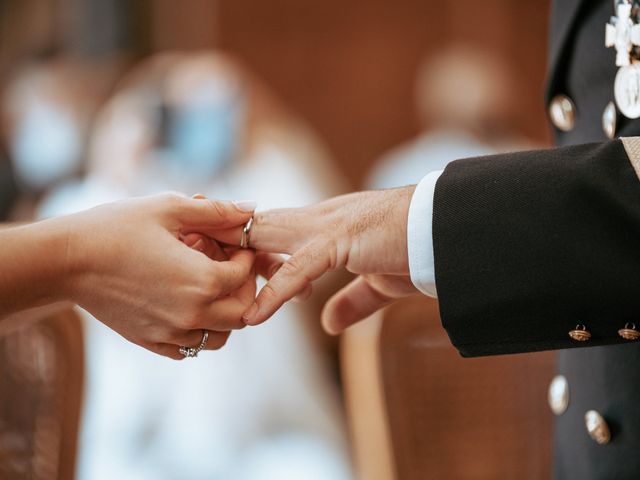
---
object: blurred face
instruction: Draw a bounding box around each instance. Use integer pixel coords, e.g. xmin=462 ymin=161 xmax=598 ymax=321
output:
xmin=156 ymin=59 xmax=246 ymax=183
xmin=162 ymin=91 xmax=244 ymax=179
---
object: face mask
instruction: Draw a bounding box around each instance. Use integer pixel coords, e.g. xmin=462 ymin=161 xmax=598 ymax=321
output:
xmin=10 ymin=103 xmax=83 ymax=191
xmin=162 ymin=96 xmax=244 ymax=180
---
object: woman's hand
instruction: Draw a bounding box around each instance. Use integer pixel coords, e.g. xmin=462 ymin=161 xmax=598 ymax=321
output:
xmin=216 ymin=186 xmax=420 ymax=332
xmin=58 ymin=194 xmax=256 ymax=359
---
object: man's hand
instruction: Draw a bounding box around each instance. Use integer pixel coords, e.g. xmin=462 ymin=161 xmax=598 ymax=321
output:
xmin=321 ymin=274 xmax=417 ymax=335
xmin=212 ymin=186 xmax=420 ymax=332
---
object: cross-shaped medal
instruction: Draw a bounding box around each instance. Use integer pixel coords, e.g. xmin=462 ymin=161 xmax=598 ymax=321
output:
xmin=606 ymin=0 xmax=640 ymax=66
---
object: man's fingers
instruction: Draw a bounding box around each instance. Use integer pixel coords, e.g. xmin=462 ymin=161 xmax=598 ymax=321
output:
xmin=202 ymin=272 xmax=256 ymax=330
xmin=210 ymin=248 xmax=255 ymax=296
xmin=209 ymin=209 xmax=315 ymax=253
xmin=175 ymin=196 xmax=255 ymax=231
xmin=255 ymin=253 xmax=286 ymax=279
xmin=294 ymin=284 xmax=313 ymax=302
xmin=321 ymin=276 xmax=395 ymax=335
xmin=255 ymin=253 xmax=312 ymax=302
xmin=247 ymin=210 xmax=316 ymax=253
xmin=242 ymin=244 xmax=330 ymax=325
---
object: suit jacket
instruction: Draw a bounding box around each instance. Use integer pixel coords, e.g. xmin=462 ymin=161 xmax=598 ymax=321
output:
xmin=435 ymin=0 xmax=640 ymax=357
xmin=432 ymin=1 xmax=640 ymax=478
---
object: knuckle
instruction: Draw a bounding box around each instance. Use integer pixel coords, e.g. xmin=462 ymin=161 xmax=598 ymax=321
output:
xmin=180 ymin=313 xmax=201 ymax=330
xmin=205 ymin=277 xmax=223 ymax=299
xmin=208 ymin=200 xmax=228 ymax=220
xmin=259 ymin=282 xmax=280 ymax=302
xmin=161 ymin=193 xmax=184 ymax=209
xmin=280 ymin=259 xmax=302 ymax=277
xmin=196 ymin=268 xmax=222 ymax=299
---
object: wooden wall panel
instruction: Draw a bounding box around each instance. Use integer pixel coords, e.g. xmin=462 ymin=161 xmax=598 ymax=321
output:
xmin=214 ymin=0 xmax=553 ymax=187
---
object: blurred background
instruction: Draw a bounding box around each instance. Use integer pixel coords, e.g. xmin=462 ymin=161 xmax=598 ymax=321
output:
xmin=0 ymin=1 xmax=555 ymax=479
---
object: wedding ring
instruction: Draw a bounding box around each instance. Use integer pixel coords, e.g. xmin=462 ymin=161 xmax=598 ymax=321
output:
xmin=240 ymin=217 xmax=254 ymax=249
xmin=179 ymin=330 xmax=209 ymax=358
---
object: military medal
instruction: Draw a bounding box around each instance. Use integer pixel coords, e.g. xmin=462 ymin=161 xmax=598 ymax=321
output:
xmin=606 ymin=0 xmax=640 ymax=118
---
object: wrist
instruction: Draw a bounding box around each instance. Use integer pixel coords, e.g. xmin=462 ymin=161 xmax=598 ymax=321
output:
xmin=391 ymin=185 xmax=416 ymax=274
xmin=20 ymin=217 xmax=77 ymax=305
xmin=41 ymin=214 xmax=90 ymax=304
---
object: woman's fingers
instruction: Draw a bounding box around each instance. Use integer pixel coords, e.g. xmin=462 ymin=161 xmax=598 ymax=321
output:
xmin=150 ymin=331 xmax=232 ymax=360
xmin=209 ymin=248 xmax=255 ymax=296
xmin=200 ymin=330 xmax=231 ymax=351
xmin=201 ymin=296 xmax=249 ymax=330
xmin=172 ymin=328 xmax=210 ymax=350
xmin=243 ymin=243 xmax=331 ymax=325
xmin=147 ymin=343 xmax=186 ymax=360
xmin=208 ymin=226 xmax=244 ymax=247
xmin=202 ymin=272 xmax=256 ymax=330
xmin=175 ymin=196 xmax=255 ymax=231
xmin=181 ymin=233 xmax=228 ymax=261
xmin=321 ymin=276 xmax=395 ymax=335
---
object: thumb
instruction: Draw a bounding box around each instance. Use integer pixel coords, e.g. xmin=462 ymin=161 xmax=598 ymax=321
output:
xmin=177 ymin=198 xmax=256 ymax=231
xmin=321 ymin=275 xmax=395 ymax=335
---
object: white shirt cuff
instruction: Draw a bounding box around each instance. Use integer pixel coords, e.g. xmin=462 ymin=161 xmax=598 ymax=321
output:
xmin=407 ymin=170 xmax=443 ymax=297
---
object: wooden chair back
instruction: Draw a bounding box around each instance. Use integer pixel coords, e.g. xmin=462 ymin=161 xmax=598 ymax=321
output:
xmin=0 ymin=308 xmax=84 ymax=480
xmin=342 ymin=296 xmax=554 ymax=480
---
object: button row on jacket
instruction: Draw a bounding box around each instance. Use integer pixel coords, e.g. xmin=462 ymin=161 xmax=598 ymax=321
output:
xmin=567 ymin=323 xmax=640 ymax=341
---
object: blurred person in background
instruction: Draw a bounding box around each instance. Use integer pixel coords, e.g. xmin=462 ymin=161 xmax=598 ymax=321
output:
xmin=368 ymin=45 xmax=528 ymax=190
xmin=39 ymin=51 xmax=352 ymax=480
xmin=1 ymin=53 xmax=122 ymax=219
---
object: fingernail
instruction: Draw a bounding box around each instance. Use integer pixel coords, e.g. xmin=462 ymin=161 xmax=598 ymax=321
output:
xmin=233 ymin=200 xmax=257 ymax=212
xmin=242 ymin=303 xmax=259 ymax=324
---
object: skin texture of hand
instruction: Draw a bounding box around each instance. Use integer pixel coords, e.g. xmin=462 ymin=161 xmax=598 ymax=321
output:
xmin=213 ymin=186 xmax=420 ymax=334
xmin=0 ymin=194 xmax=256 ymax=359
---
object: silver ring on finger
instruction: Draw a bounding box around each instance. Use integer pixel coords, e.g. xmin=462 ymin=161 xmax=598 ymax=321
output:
xmin=178 ymin=330 xmax=209 ymax=358
xmin=240 ymin=216 xmax=254 ymax=249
